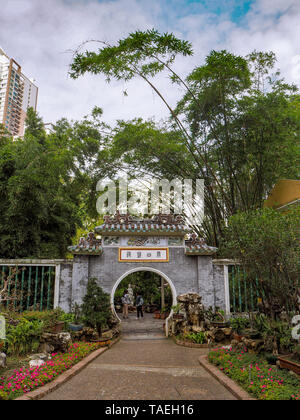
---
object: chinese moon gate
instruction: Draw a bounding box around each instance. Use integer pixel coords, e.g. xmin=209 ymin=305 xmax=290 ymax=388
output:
xmin=59 ymin=214 xmax=229 ymax=323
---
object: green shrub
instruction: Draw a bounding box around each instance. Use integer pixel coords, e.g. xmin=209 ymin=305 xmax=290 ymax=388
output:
xmin=229 ymin=317 xmax=250 ymax=333
xmin=185 ymin=332 xmax=207 ymax=344
xmin=81 ymin=278 xmax=111 ymax=337
xmin=1 ymin=309 xmax=73 ymax=356
xmin=6 ymin=319 xmax=44 ymax=355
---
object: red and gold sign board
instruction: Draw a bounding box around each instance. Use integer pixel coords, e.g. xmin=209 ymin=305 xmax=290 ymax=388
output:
xmin=119 ymin=247 xmax=169 ymax=263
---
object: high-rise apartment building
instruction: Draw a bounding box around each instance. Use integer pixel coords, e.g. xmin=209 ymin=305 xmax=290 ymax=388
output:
xmin=0 ymin=47 xmax=38 ymax=137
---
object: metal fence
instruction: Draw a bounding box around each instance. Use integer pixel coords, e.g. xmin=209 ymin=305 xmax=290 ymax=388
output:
xmin=0 ymin=263 xmax=57 ymax=312
xmin=228 ymin=265 xmax=261 ymax=313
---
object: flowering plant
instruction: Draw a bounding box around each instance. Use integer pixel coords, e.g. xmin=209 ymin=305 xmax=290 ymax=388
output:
xmin=0 ymin=342 xmax=103 ymax=400
xmin=208 ymin=347 xmax=300 ymax=400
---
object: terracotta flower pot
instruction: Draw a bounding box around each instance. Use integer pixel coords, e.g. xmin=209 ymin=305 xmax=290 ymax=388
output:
xmin=50 ymin=321 xmax=65 ymax=334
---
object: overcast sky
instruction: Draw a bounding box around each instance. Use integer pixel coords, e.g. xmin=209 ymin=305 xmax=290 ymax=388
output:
xmin=1 ymin=0 xmax=299 ymax=126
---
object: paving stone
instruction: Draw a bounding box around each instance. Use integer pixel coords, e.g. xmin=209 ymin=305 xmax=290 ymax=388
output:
xmin=41 ymin=314 xmax=236 ymax=400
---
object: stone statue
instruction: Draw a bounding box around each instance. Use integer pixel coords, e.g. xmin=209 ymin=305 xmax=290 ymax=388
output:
xmin=128 ymin=284 xmax=134 ymax=306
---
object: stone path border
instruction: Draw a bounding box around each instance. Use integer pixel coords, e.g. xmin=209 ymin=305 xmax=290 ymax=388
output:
xmin=173 ymin=337 xmax=210 ymax=349
xmin=198 ymin=355 xmax=255 ymax=400
xmin=15 ymin=335 xmax=121 ymax=401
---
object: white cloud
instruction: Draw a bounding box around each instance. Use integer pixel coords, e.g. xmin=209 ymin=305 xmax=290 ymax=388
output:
xmin=0 ymin=0 xmax=300 ymax=126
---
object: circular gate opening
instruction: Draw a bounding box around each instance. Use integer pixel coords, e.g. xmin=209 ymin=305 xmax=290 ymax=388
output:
xmin=111 ymin=267 xmax=177 ymax=334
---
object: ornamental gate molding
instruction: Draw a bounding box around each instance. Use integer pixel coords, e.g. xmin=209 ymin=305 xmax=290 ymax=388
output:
xmin=63 ymin=214 xmax=229 ymax=316
xmin=0 ymin=215 xmax=233 ymax=316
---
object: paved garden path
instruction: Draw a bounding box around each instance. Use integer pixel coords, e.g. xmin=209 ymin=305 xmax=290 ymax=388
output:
xmin=42 ymin=314 xmax=236 ymax=400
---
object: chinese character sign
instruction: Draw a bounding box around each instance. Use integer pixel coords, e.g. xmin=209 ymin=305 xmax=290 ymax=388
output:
xmin=119 ymin=248 xmax=169 ymax=262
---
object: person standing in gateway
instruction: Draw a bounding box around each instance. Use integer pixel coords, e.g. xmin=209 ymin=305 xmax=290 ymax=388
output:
xmin=136 ymin=292 xmax=144 ymax=319
xmin=122 ymin=290 xmax=131 ymax=319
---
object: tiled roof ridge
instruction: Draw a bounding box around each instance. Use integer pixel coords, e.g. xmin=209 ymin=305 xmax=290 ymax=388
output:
xmin=103 ymin=212 xmax=185 ymax=225
xmin=68 ymin=232 xmax=103 ymax=255
xmin=95 ymin=213 xmax=191 ymax=234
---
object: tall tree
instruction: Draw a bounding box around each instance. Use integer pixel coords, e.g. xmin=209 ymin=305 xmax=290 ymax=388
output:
xmin=70 ymin=31 xmax=300 ymax=245
xmin=0 ymin=109 xmax=109 ymax=258
xmin=25 ymin=107 xmax=47 ymax=144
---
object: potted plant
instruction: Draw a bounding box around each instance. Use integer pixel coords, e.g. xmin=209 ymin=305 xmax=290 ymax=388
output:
xmin=46 ymin=309 xmax=65 ymax=333
xmin=160 ymin=307 xmax=170 ymax=320
xmin=171 ymin=304 xmax=184 ymax=320
xmin=210 ymin=310 xmax=229 ymax=328
xmin=68 ymin=303 xmax=84 ymax=332
xmin=154 ymin=309 xmax=161 ymax=319
xmin=81 ymin=278 xmax=112 ymax=341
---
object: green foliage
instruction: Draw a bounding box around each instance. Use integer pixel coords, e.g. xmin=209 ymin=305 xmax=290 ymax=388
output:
xmin=229 ymin=317 xmax=250 ymax=333
xmin=70 ymin=30 xmax=300 ymax=245
xmin=185 ymin=332 xmax=207 ymax=344
xmin=203 ymin=307 xmax=226 ymax=322
xmin=70 ymin=29 xmax=193 ymax=82
xmin=5 ymin=319 xmax=44 ymax=356
xmin=81 ymin=279 xmax=111 ymax=337
xmin=0 ymin=308 xmax=73 ymax=356
xmin=21 ymin=308 xmax=72 ymax=329
xmin=254 ymin=314 xmax=295 ymax=354
xmin=25 ymin=107 xmax=47 ymax=144
xmin=221 ymin=207 xmax=300 ymax=318
xmin=0 ymin=108 xmax=109 ymax=258
xmin=114 ymin=272 xmax=172 ymax=310
xmin=171 ymin=304 xmax=181 ymax=314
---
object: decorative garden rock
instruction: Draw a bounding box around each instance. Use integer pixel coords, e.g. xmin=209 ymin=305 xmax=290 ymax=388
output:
xmin=177 ymin=293 xmax=205 ymax=326
xmin=40 ymin=332 xmax=72 ymax=353
xmin=101 ymin=330 xmax=113 ymax=339
xmin=241 ymin=337 xmax=264 ymax=353
xmin=29 ymin=359 xmax=45 ymax=369
xmin=29 ymin=353 xmax=50 ymax=362
xmin=39 ymin=342 xmax=55 ymax=355
xmin=169 ymin=293 xmax=205 ymax=336
xmin=0 ymin=352 xmax=6 ymax=368
xmin=223 ymin=328 xmax=233 ymax=337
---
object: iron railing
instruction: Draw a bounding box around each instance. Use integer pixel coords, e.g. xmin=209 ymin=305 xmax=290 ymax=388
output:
xmin=0 ymin=263 xmax=56 ymax=312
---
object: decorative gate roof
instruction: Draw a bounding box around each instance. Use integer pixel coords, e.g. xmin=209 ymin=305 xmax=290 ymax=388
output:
xmin=68 ymin=232 xmax=103 ymax=255
xmin=68 ymin=213 xmax=217 ymax=256
xmin=95 ymin=213 xmax=190 ymax=236
xmin=185 ymin=234 xmax=217 ymax=256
